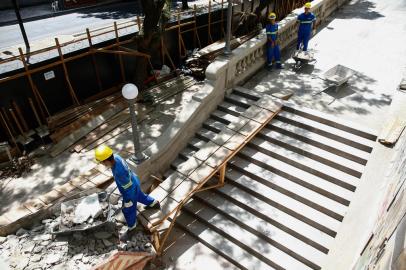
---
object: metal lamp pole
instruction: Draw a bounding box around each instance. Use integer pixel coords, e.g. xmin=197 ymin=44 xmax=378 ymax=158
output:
xmin=122 ymin=84 xmax=148 ymax=164
xmin=11 ymin=0 xmax=30 ymax=49
xmin=224 ymin=0 xmax=232 ymax=54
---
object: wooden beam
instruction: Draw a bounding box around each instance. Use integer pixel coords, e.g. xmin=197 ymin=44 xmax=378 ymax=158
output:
xmin=0 ymin=110 xmax=20 ymax=152
xmin=55 ymin=38 xmax=80 ymax=105
xmin=86 ymin=28 xmax=103 ymax=92
xmin=18 ymin=48 xmax=50 ymax=118
xmin=114 ymin=22 xmax=126 ymax=83
xmin=12 ymin=100 xmax=28 ymax=132
xmin=208 ymin=0 xmax=213 ymax=43
xmin=28 ymin=98 xmax=42 ymax=126
xmin=94 ymin=49 xmax=151 ymax=58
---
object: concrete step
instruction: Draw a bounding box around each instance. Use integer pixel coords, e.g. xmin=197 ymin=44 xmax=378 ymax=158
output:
xmin=170 ymin=156 xmax=187 ymax=170
xmin=259 ymin=127 xmax=365 ymax=177
xmin=232 ymin=86 xmax=262 ymax=101
xmin=210 ymin=110 xmax=238 ymax=125
xmin=248 ymin=138 xmax=359 ymax=191
xmin=196 ymin=128 xmax=218 ymax=142
xmin=217 ymin=101 xmax=246 ymax=116
xmin=282 ymin=105 xmax=377 ymax=141
xmin=225 ymin=170 xmax=342 ymax=233
xmin=179 ymin=146 xmax=197 ymax=161
xmin=229 ymin=157 xmax=348 ymax=216
xmin=237 ymin=147 xmax=354 ymax=205
xmin=183 ymin=198 xmax=316 ymax=270
xmin=225 ymin=94 xmax=256 ymax=108
xmin=163 ymin=226 xmax=240 ymax=270
xmin=203 ymin=118 xmax=224 ymax=133
xmin=276 ymin=110 xmax=374 ymax=152
xmin=194 ymin=191 xmax=328 ymax=260
xmin=214 ymin=183 xmax=335 ymax=245
xmin=268 ymin=119 xmax=369 ymax=165
xmin=187 ymin=137 xmax=206 ymax=151
xmin=175 ymin=210 xmax=276 ymax=270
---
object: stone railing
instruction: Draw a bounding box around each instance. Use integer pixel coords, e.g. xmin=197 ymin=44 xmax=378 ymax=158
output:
xmin=130 ymin=0 xmax=349 ymax=186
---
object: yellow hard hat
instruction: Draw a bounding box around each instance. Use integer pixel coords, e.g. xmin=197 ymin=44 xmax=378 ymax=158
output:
xmin=268 ymin=12 xmax=276 ymax=19
xmin=95 ymin=145 xmax=113 ymax=162
xmin=304 ymin=2 xmax=312 ymax=8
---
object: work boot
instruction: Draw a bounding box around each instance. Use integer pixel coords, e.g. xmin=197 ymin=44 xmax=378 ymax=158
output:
xmin=144 ymin=200 xmax=161 ymax=210
xmin=266 ymin=64 xmax=273 ymax=71
xmin=276 ymin=63 xmax=283 ymax=69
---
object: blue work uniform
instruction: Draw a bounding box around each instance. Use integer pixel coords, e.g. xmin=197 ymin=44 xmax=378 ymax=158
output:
xmin=266 ymin=22 xmax=281 ymax=66
xmin=297 ymin=12 xmax=316 ymax=51
xmin=111 ymin=154 xmax=155 ymax=227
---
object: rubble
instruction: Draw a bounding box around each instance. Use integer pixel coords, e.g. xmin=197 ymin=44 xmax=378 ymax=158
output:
xmin=0 ymin=213 xmax=153 ymax=270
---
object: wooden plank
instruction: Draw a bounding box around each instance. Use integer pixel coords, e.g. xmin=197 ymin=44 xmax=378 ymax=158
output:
xmin=72 ymin=111 xmax=130 ymax=152
xmin=50 ymin=101 xmax=126 ymax=157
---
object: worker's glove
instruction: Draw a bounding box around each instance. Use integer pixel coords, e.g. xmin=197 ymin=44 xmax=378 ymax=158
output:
xmin=124 ymin=201 xmax=133 ymax=208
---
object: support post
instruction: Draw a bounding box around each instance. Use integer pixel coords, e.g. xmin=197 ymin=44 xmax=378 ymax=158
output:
xmin=193 ymin=5 xmax=202 ymax=48
xmin=177 ymin=11 xmax=182 ymax=59
xmin=114 ymin=22 xmax=126 ymax=83
xmin=86 ymin=28 xmax=103 ymax=92
xmin=18 ymin=48 xmax=49 ymax=118
xmin=55 ymin=38 xmax=80 ymax=105
xmin=208 ymin=0 xmax=213 ymax=43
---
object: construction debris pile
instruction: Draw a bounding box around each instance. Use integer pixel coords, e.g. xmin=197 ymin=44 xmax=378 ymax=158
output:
xmin=0 ymin=155 xmax=34 ymax=180
xmin=0 ymin=212 xmax=153 ymax=270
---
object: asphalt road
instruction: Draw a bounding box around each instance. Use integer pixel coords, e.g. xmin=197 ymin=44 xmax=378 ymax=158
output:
xmin=0 ymin=1 xmax=141 ymax=50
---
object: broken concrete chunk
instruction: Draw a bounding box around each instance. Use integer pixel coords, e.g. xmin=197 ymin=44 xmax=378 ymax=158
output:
xmin=16 ymin=228 xmax=29 ymax=236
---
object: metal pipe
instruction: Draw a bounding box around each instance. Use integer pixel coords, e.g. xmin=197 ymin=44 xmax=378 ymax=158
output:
xmin=224 ymin=0 xmax=232 ymax=54
xmin=127 ymin=100 xmax=147 ymax=164
xmin=11 ymin=0 xmax=30 ymax=49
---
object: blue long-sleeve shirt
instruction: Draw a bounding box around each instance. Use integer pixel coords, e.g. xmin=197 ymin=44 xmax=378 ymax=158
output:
xmin=297 ymin=12 xmax=316 ymax=33
xmin=111 ymin=154 xmax=139 ymax=201
xmin=266 ymin=23 xmax=279 ymax=42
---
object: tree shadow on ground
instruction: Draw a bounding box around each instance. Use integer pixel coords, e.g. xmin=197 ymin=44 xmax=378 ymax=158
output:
xmin=334 ymin=0 xmax=385 ymax=20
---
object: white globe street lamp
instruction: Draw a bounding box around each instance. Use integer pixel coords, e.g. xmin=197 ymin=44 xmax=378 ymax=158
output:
xmin=121 ymin=83 xmax=148 ymax=164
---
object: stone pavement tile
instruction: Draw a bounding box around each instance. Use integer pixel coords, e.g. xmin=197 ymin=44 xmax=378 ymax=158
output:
xmin=0 ymin=215 xmax=11 ymax=226
xmin=23 ymin=198 xmax=46 ymax=212
xmin=193 ymin=141 xmax=221 ymax=162
xmin=189 ymin=164 xmax=215 ymax=184
xmin=206 ymin=146 xmax=233 ymax=168
xmin=149 ymin=186 xmax=170 ymax=203
xmin=4 ymin=206 xmax=31 ymax=222
xmin=69 ymin=175 xmax=88 ymax=188
xmin=141 ymin=196 xmax=179 ymax=224
xmin=169 ymin=179 xmax=198 ymax=203
xmin=252 ymin=109 xmax=276 ymax=124
xmin=159 ymin=172 xmax=186 ymax=193
xmin=241 ymin=105 xmax=263 ymax=120
xmin=211 ymin=127 xmax=236 ymax=146
xmin=223 ymin=133 xmax=247 ymax=151
xmin=176 ymin=157 xmax=203 ymax=176
xmin=38 ymin=189 xmax=64 ymax=205
xmin=227 ymin=115 xmax=250 ymax=132
xmin=254 ymin=96 xmax=282 ymax=112
xmin=89 ymin=173 xmax=111 ymax=186
xmin=78 ymin=181 xmax=97 ymax=191
xmin=238 ymin=120 xmax=262 ymax=137
xmin=53 ymin=182 xmax=77 ymax=196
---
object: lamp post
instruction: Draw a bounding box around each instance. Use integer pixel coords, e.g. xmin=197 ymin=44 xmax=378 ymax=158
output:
xmin=122 ymin=83 xmax=148 ymax=164
xmin=11 ymin=0 xmax=30 ymax=49
xmin=224 ymin=0 xmax=232 ymax=54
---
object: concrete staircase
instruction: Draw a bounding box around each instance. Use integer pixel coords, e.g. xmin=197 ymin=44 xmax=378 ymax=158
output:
xmin=162 ymin=87 xmax=377 ymax=270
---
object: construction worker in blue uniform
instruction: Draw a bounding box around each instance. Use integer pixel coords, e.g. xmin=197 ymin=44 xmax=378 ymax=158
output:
xmin=266 ymin=12 xmax=282 ymax=70
xmin=296 ymin=2 xmax=316 ymax=52
xmin=95 ymin=145 xmax=160 ymax=231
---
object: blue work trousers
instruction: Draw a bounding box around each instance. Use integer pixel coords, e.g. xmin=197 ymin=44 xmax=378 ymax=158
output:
xmin=297 ymin=30 xmax=311 ymax=51
xmin=121 ymin=181 xmax=154 ymax=227
xmin=267 ymin=43 xmax=281 ymax=65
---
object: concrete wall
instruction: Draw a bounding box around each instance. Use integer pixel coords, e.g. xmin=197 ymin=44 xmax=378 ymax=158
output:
xmin=129 ymin=0 xmax=350 ymax=185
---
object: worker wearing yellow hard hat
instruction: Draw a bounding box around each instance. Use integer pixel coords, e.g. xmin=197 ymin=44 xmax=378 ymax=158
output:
xmin=296 ymin=2 xmax=316 ymax=52
xmin=95 ymin=145 xmax=160 ymax=232
xmin=265 ymin=12 xmax=282 ymax=70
